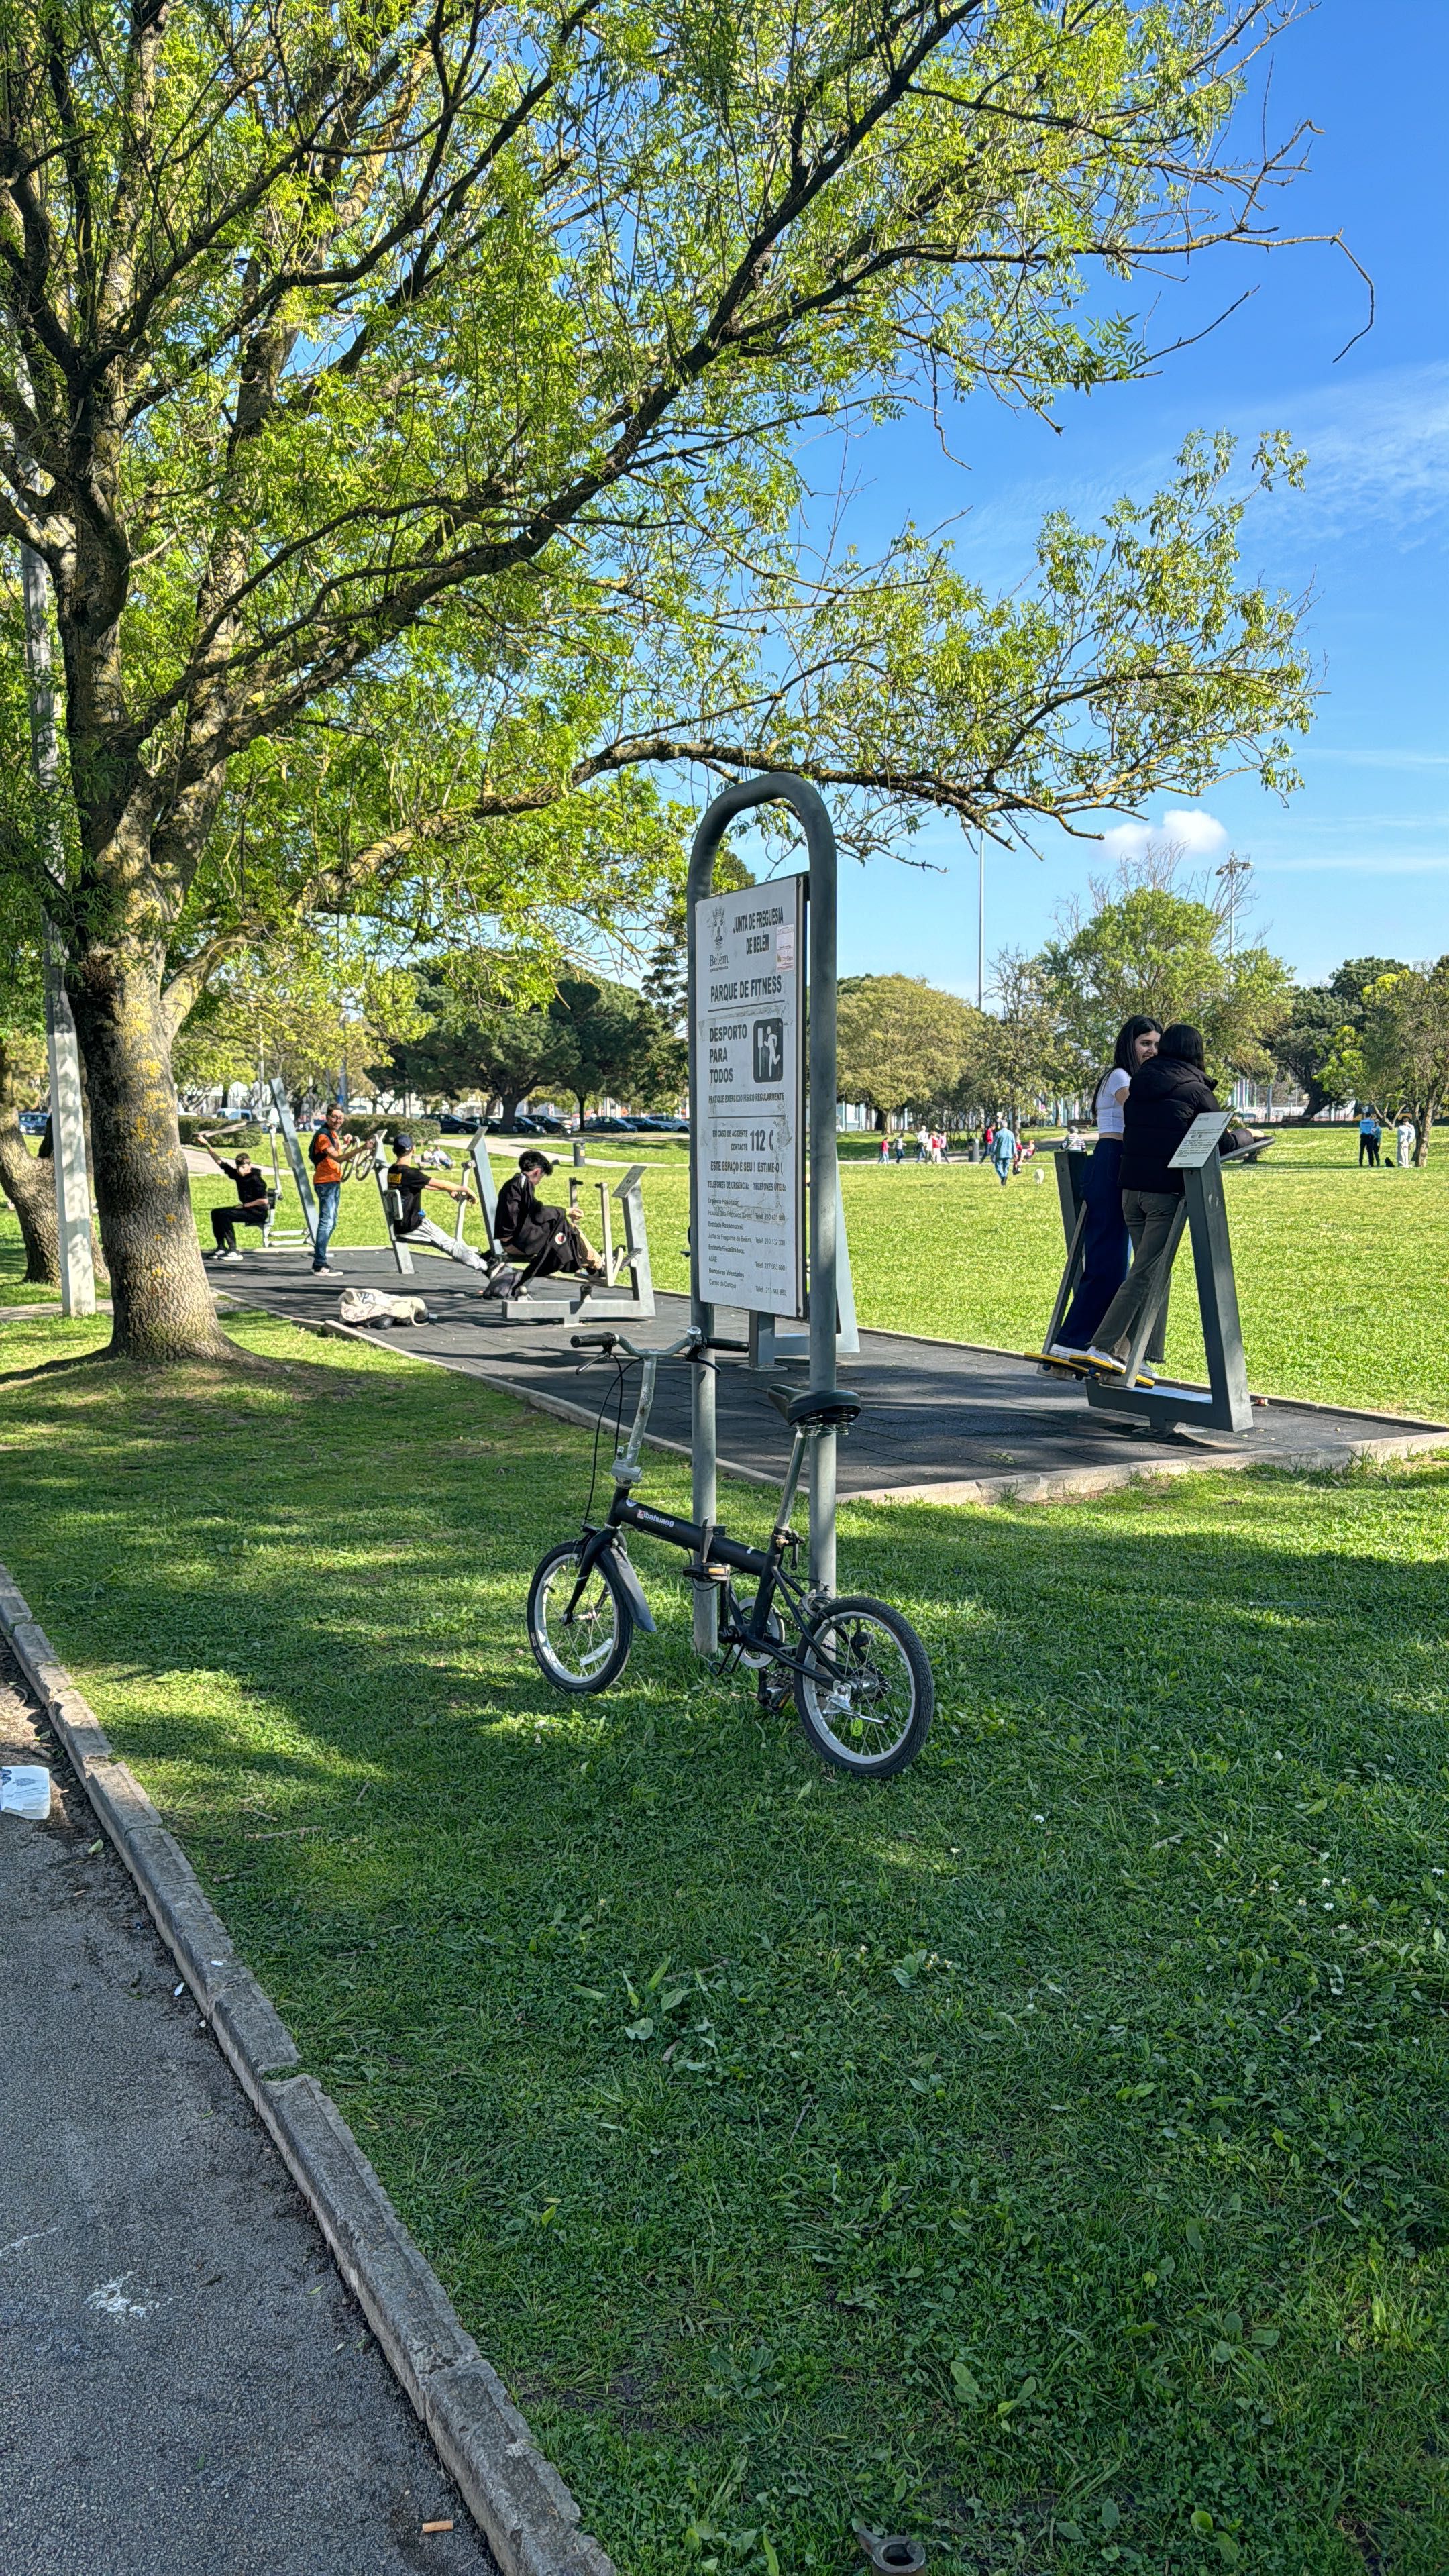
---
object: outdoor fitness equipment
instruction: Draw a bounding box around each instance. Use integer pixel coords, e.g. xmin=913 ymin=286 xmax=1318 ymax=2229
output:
xmin=466 ymin=1132 xmax=656 ymax=1324
xmin=1040 ymin=1110 xmax=1256 ymax=1436
xmin=264 ymin=1077 xmax=318 ymax=1252
xmin=526 ymin=1324 xmax=935 ymax=1778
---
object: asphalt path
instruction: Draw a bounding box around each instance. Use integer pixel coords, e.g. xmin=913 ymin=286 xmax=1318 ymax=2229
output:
xmin=216 ymin=1253 xmax=1448 ymax=1501
xmin=0 ymin=1648 xmax=496 ymax=2576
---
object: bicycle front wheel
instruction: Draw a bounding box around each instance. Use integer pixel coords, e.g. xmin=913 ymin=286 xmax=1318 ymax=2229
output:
xmin=527 ymin=1541 xmax=635 ymax=1695
xmin=798 ymin=1596 xmax=934 ymax=1778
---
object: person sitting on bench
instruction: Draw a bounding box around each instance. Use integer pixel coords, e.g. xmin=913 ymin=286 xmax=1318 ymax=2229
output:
xmin=386 ymin=1133 xmax=501 ymax=1279
xmin=197 ymin=1134 xmax=270 ymax=1262
xmin=494 ymin=1150 xmax=605 ymax=1281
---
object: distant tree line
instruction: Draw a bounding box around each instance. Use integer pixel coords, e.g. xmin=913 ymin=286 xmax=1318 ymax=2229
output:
xmin=381 ymin=971 xmax=686 ymax=1125
xmin=835 ymin=855 xmax=1449 ymax=1162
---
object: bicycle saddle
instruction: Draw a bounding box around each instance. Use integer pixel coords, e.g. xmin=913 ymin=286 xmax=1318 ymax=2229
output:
xmin=767 ymin=1384 xmax=863 ymax=1429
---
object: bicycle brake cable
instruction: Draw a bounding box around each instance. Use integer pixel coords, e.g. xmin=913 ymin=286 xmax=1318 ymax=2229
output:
xmin=583 ymin=1353 xmax=633 ymax=1523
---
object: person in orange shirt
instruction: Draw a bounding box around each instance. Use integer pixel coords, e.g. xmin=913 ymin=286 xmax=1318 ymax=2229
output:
xmin=308 ymin=1102 xmax=361 ymax=1273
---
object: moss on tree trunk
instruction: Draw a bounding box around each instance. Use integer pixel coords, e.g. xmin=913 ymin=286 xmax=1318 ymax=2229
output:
xmin=70 ymin=957 xmax=228 ymax=1362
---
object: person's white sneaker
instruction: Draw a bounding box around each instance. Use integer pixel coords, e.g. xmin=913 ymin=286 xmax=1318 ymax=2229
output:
xmin=220 ymin=1250 xmax=245 ymax=1263
xmin=1086 ymin=1346 xmax=1126 ymax=1373
xmin=1047 ymin=1340 xmax=1085 ymax=1362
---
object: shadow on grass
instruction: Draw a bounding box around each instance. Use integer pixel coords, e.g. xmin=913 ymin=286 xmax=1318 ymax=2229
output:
xmin=3 ymin=1335 xmax=1447 ymax=2573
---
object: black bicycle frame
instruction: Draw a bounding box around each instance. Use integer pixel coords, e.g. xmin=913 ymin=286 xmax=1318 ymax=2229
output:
xmin=605 ymin=1486 xmax=810 ymax=1657
xmin=562 ymin=1333 xmax=822 ymax=1672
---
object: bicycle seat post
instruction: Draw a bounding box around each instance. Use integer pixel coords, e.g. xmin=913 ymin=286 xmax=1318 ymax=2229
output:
xmin=773 ymin=1426 xmax=808 ymax=1545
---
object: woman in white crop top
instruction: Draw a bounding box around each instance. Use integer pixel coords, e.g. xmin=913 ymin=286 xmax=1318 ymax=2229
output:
xmin=1051 ymin=1016 xmax=1161 ymax=1357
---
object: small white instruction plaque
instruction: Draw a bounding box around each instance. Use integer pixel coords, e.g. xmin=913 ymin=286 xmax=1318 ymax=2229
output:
xmin=1169 ymin=1109 xmax=1232 ymax=1170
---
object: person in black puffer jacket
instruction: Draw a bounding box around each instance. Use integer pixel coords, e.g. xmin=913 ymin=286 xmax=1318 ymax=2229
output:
xmin=1087 ymin=1024 xmax=1219 ymax=1371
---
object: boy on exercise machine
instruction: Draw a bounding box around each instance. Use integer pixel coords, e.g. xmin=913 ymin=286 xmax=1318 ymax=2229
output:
xmin=195 ymin=1132 xmax=270 ymax=1261
xmin=386 ymin=1133 xmax=513 ymax=1287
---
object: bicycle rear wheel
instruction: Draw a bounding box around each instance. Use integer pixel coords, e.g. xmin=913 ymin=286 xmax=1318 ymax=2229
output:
xmin=527 ymin=1541 xmax=635 ymax=1694
xmin=798 ymin=1596 xmax=934 ymax=1778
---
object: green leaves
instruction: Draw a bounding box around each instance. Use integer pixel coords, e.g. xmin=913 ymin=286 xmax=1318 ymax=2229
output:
xmin=1037 ymin=856 xmax=1295 ymax=1089
xmin=837 ymin=979 xmax=985 ymax=1126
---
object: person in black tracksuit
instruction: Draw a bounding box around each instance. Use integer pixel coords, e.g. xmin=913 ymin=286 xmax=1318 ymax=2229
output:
xmin=494 ymin=1150 xmax=604 ymax=1280
xmin=1088 ymin=1024 xmax=1220 ymax=1371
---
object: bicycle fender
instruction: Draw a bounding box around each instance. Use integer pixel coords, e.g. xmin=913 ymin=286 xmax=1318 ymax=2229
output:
xmin=601 ymin=1538 xmax=657 ymax=1635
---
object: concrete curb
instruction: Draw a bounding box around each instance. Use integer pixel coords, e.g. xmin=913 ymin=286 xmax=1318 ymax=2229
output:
xmin=0 ymin=1566 xmax=615 ymax=2576
xmin=845 ymin=1426 xmax=1449 ymax=1511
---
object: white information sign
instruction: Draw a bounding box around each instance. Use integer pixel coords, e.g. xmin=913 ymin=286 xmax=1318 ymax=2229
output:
xmin=694 ymin=873 xmax=806 ymax=1315
xmin=1169 ymin=1109 xmax=1231 ymax=1171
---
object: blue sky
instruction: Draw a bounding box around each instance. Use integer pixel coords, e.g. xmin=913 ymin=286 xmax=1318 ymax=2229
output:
xmin=809 ymin=1 xmax=1449 ymax=992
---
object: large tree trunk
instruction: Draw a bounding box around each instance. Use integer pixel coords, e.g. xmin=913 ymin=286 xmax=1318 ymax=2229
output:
xmin=0 ymin=1055 xmax=60 ymax=1286
xmin=68 ymin=954 xmax=229 ymax=1362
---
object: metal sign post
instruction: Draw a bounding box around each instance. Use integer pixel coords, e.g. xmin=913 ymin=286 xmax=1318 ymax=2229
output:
xmin=687 ymin=773 xmax=841 ymax=1650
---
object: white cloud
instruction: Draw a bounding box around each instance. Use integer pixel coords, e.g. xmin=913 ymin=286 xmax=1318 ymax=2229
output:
xmin=1276 ymin=363 xmax=1449 ymax=543
xmin=1099 ymin=808 xmax=1229 ymax=864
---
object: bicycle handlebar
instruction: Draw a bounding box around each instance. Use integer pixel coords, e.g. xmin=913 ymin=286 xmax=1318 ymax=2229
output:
xmin=570 ymin=1325 xmax=743 ymax=1362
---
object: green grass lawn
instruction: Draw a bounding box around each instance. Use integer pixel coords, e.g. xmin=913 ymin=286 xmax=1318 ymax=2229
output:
xmin=1 ymin=1311 xmax=1445 ymax=2574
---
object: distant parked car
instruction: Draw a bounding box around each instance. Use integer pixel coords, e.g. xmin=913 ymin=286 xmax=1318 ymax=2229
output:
xmin=583 ymin=1114 xmax=639 ymax=1133
xmin=19 ymin=1108 xmax=48 ymax=1134
xmin=632 ymin=1114 xmax=688 ymax=1132
xmin=439 ymin=1112 xmax=482 ymax=1134
xmin=527 ymin=1114 xmax=569 ymax=1136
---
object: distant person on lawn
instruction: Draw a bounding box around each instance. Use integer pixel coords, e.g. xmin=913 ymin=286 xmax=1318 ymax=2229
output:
xmin=1395 ymin=1114 xmax=1416 ymax=1167
xmin=196 ymin=1134 xmax=269 ymax=1263
xmin=1358 ymin=1107 xmax=1382 ymax=1167
xmin=1087 ymin=1022 xmax=1219 ymax=1377
xmin=990 ymin=1122 xmax=1016 ymax=1187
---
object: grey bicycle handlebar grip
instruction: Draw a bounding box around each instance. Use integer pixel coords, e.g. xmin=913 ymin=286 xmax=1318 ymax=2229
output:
xmin=571 ymin=1331 xmax=618 ymax=1350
